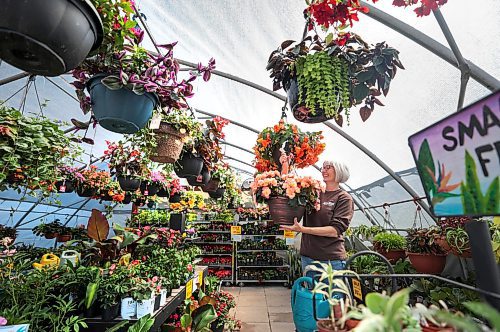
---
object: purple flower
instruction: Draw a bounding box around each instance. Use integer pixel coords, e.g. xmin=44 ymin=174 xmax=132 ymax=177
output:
xmin=0 ymin=316 xmax=6 ymax=326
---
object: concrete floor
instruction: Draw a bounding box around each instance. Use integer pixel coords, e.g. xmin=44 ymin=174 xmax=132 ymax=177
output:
xmin=222 ymin=285 xmax=295 ymax=332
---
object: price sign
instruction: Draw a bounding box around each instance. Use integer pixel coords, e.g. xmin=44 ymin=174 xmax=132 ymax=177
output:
xmin=231 ymin=226 xmax=242 ymax=242
xmin=352 ymin=279 xmax=363 ymax=301
xmin=185 ymin=279 xmax=193 ymax=300
xmin=284 ymin=230 xmax=295 ymax=245
xmin=198 ymin=271 xmax=203 ymax=287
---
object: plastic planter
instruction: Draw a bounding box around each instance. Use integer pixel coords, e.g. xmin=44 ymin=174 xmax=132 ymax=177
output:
xmin=0 ymin=0 xmax=103 ymax=76
xmin=407 ymin=252 xmax=447 ymax=274
xmin=174 ymin=153 xmax=204 ymax=178
xmin=140 ymin=181 xmax=160 ymax=196
xmin=55 ymin=180 xmax=75 ymax=193
xmin=268 ymin=196 xmax=305 ymax=225
xmin=101 ymin=303 xmax=120 ymax=321
xmin=157 ymin=188 xmax=170 ymax=197
xmin=208 ymin=188 xmax=225 ymax=199
xmin=169 ymin=193 xmax=182 ymax=203
xmin=76 ymin=186 xmax=97 ymax=197
xmin=87 ymin=74 xmax=158 ymax=134
xmin=117 ymin=175 xmax=142 ymax=192
xmin=120 ymin=297 xmax=136 ymax=320
xmin=187 ymin=168 xmax=211 ymax=187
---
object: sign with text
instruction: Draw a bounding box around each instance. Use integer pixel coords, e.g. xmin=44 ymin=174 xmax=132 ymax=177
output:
xmin=185 ymin=279 xmax=193 ymax=300
xmin=231 ymin=226 xmax=242 ymax=242
xmin=284 ymin=230 xmax=295 ymax=245
xmin=409 ymin=91 xmax=499 ymax=217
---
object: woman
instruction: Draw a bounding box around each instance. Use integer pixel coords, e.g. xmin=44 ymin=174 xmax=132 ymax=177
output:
xmin=281 ymin=160 xmax=354 ymax=280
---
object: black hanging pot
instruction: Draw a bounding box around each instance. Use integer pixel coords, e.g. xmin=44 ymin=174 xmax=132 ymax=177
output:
xmin=187 ymin=168 xmax=211 ymax=186
xmin=286 ymin=78 xmax=336 ymax=123
xmin=0 ymin=0 xmax=103 ymax=76
xmin=157 ymin=187 xmax=170 ymax=197
xmin=87 ymin=74 xmax=158 ymax=134
xmin=169 ymin=192 xmax=182 ymax=203
xmin=76 ymin=186 xmax=97 ymax=197
xmin=174 ymin=153 xmax=204 ymax=178
xmin=147 ymin=200 xmax=156 ymax=208
xmin=122 ymin=193 xmax=132 ymax=205
xmin=140 ymin=181 xmax=160 ymax=196
xmin=209 ymin=188 xmax=225 ymax=199
xmin=134 ymin=198 xmax=146 ymax=207
xmin=117 ymin=175 xmax=141 ymax=192
xmin=55 ymin=180 xmax=75 ymax=193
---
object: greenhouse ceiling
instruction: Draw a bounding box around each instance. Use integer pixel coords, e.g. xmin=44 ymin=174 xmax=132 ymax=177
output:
xmin=0 ymin=0 xmax=498 ymax=215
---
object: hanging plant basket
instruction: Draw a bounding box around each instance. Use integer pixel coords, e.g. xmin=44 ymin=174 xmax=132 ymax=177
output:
xmin=187 ymin=168 xmax=211 ymax=187
xmin=286 ymin=78 xmax=337 ymax=124
xmin=208 ymin=188 xmax=225 ymax=199
xmin=169 ymin=192 xmax=182 ymax=203
xmin=0 ymin=0 xmax=103 ymax=76
xmin=174 ymin=153 xmax=204 ymax=178
xmin=44 ymin=232 xmax=58 ymax=240
xmin=150 ymin=122 xmax=186 ymax=163
xmin=268 ymin=196 xmax=305 ymax=226
xmin=140 ymin=181 xmax=160 ymax=196
xmin=86 ymin=74 xmax=158 ymax=134
xmin=55 ymin=180 xmax=75 ymax=193
xmin=203 ymin=179 xmax=220 ymax=193
xmin=157 ymin=188 xmax=170 ymax=197
xmin=56 ymin=234 xmax=72 ymax=242
xmin=407 ymin=252 xmax=447 ymax=274
xmin=117 ymin=175 xmax=141 ymax=192
xmin=76 ymin=186 xmax=97 ymax=198
xmin=122 ymin=193 xmax=132 ymax=205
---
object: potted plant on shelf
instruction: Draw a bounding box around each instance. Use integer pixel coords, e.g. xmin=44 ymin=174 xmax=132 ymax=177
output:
xmin=253 ymin=119 xmax=325 ymax=172
xmin=252 ymin=170 xmax=323 ymax=225
xmin=98 ymin=264 xmax=129 ymax=321
xmin=406 ymin=227 xmax=448 ymax=274
xmin=372 ymin=232 xmax=407 ymax=263
xmin=445 ymin=228 xmax=472 ymax=258
xmin=267 ymin=1 xmax=402 ymax=124
xmin=105 ymin=140 xmax=148 ymax=192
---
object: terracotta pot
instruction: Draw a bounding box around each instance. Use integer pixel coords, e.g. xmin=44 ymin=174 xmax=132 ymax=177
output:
xmin=150 ymin=122 xmax=186 ymax=163
xmin=407 ymin=252 xmax=447 ymax=274
xmin=268 ymin=196 xmax=305 ymax=225
xmin=45 ymin=232 xmax=58 ymax=239
xmin=378 ymin=249 xmax=406 ymax=264
xmin=435 ymin=236 xmax=451 ymax=252
xmin=345 ymin=319 xmax=360 ymax=330
xmin=56 ymin=234 xmax=72 ymax=242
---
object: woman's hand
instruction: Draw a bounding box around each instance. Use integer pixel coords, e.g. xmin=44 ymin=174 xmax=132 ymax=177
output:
xmin=279 ymin=218 xmax=303 ymax=232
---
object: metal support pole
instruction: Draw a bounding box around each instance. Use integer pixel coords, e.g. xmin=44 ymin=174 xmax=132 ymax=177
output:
xmin=63 ymin=198 xmax=92 ymax=226
xmin=0 ymin=72 xmax=30 ymax=86
xmin=360 ymin=1 xmax=499 ymax=91
xmin=224 ymin=155 xmax=253 ymax=168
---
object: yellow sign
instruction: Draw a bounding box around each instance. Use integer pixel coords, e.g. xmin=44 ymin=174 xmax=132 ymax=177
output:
xmin=231 ymin=226 xmax=241 ymax=235
xmin=198 ymin=271 xmax=203 ymax=287
xmin=352 ymin=279 xmax=362 ymax=300
xmin=284 ymin=230 xmax=295 ymax=238
xmin=185 ymin=279 xmax=193 ymax=300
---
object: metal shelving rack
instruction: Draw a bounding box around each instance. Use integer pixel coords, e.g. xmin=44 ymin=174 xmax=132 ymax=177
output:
xmin=234 ymin=219 xmax=291 ymax=287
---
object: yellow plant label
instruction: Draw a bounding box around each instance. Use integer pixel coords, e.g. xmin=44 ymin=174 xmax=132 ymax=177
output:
xmin=231 ymin=226 xmax=241 ymax=235
xmin=284 ymin=230 xmax=295 ymax=238
xmin=352 ymin=279 xmax=362 ymax=300
xmin=198 ymin=271 xmax=203 ymax=287
xmin=185 ymin=279 xmax=193 ymax=300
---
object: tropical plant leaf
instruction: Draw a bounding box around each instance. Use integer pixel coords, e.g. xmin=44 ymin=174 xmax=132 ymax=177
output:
xmin=365 ymin=292 xmax=387 ymax=314
xmin=87 ymin=209 xmax=110 ymax=242
xmin=359 ymin=106 xmax=372 ymax=122
xmin=433 ymin=311 xmax=480 ymax=332
xmin=181 ymin=313 xmax=192 ymax=329
xmin=191 ymin=304 xmax=217 ymax=331
xmin=464 ymin=301 xmax=500 ymax=330
xmin=199 ymin=295 xmax=217 ymax=307
xmin=464 ymin=151 xmax=484 ymax=211
xmin=71 ymin=119 xmax=89 ymax=129
xmin=128 ymin=314 xmax=154 ymax=332
xmin=484 ymin=177 xmax=500 ymax=214
xmin=105 ymin=320 xmax=129 ymax=332
xmin=417 ymin=139 xmax=436 ymax=194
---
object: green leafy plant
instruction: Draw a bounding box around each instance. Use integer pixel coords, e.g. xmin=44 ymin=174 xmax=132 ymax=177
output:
xmin=351 ymin=225 xmax=383 ymax=240
xmin=461 ymin=149 xmax=500 ymax=215
xmin=0 ymin=224 xmax=17 ymax=239
xmin=295 ymin=51 xmax=350 ymax=120
xmin=431 ymin=301 xmax=500 ymax=332
xmin=84 ymin=267 xmax=101 ymax=309
xmin=32 ymin=220 xmax=64 ymax=237
xmin=105 ymin=314 xmax=155 ymax=332
xmin=406 ymin=228 xmax=445 ymax=255
xmin=445 ymin=227 xmax=470 ymax=255
xmin=373 ymin=233 xmax=406 ymax=252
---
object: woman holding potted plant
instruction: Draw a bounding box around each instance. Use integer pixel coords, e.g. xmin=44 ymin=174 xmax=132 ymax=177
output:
xmin=281 ymin=160 xmax=354 ymax=279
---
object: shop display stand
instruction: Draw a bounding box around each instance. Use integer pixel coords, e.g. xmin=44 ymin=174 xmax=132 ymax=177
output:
xmin=83 ymin=266 xmax=207 ymax=332
xmin=235 ymin=218 xmax=291 ymax=287
xmin=191 ymin=219 xmax=234 ymax=285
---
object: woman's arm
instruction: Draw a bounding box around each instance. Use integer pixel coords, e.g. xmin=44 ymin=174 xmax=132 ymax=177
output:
xmin=280 ymin=218 xmax=339 ymax=237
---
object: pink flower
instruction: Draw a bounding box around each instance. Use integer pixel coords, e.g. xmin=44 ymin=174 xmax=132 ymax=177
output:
xmin=0 ymin=317 xmax=6 ymax=326
xmin=187 ymin=264 xmax=193 ymax=272
xmin=261 ymin=187 xmax=271 ymax=199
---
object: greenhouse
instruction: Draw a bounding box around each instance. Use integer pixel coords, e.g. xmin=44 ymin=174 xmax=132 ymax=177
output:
xmin=0 ymin=0 xmax=499 ymax=331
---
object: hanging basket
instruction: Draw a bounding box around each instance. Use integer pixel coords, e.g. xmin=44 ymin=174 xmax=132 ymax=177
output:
xmin=407 ymin=252 xmax=447 ymax=274
xmin=376 ymin=249 xmax=407 ymax=264
xmin=76 ymin=186 xmax=97 ymax=197
xmin=157 ymin=188 xmax=170 ymax=197
xmin=150 ymin=122 xmax=186 ymax=163
xmin=174 ymin=153 xmax=204 ymax=178
xmin=187 ymin=168 xmax=211 ymax=187
xmin=203 ymin=179 xmax=220 ymax=193
xmin=117 ymin=175 xmax=141 ymax=192
xmin=87 ymin=74 xmax=158 ymax=134
xmin=169 ymin=192 xmax=182 ymax=203
xmin=208 ymin=188 xmax=225 ymax=199
xmin=140 ymin=181 xmax=160 ymax=196
xmin=0 ymin=0 xmax=103 ymax=76
xmin=122 ymin=193 xmax=132 ymax=205
xmin=267 ymin=196 xmax=305 ymax=226
xmin=55 ymin=180 xmax=75 ymax=193
xmin=286 ymin=78 xmax=340 ymax=124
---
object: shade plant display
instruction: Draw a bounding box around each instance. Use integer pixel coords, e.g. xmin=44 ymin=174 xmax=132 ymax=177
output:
xmin=253 ymin=119 xmax=325 ymax=172
xmin=74 ymin=166 xmax=112 ymax=197
xmin=372 ymin=232 xmax=407 ymax=263
xmin=406 ymin=227 xmax=448 ymax=274
xmin=251 ymin=170 xmax=324 ymax=225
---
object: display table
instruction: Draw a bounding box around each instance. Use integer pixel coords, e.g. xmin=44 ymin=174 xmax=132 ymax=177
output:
xmin=83 ymin=266 xmax=208 ymax=332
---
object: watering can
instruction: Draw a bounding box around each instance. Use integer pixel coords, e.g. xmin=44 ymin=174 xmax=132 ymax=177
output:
xmin=33 ymin=253 xmax=60 ymax=270
xmin=60 ymin=250 xmax=80 ymax=267
xmin=291 ymin=277 xmax=330 ymax=332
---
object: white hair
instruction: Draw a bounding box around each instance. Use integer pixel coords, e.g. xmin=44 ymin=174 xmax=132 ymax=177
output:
xmin=323 ymin=160 xmax=350 ymax=183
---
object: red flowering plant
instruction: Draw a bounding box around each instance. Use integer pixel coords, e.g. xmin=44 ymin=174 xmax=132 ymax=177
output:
xmin=392 ymin=0 xmax=449 ymax=17
xmin=268 ymin=4 xmax=403 ymax=124
xmin=104 ymin=140 xmax=148 ymax=177
xmin=75 ymin=166 xmax=112 ymax=195
xmin=253 ymin=119 xmax=325 ymax=172
xmin=210 ymin=290 xmax=239 ymax=329
xmin=100 ymin=180 xmax=126 ymax=202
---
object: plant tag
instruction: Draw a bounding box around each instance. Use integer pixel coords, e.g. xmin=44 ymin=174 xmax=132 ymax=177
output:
xmin=185 ymin=279 xmax=193 ymax=300
xmin=144 ymin=190 xmax=149 ymax=196
xmin=59 ymin=185 xmax=66 ymax=193
xmin=231 ymin=226 xmax=241 ymax=242
xmin=198 ymin=271 xmax=203 ymax=286
xmin=149 ymin=114 xmax=161 ymax=129
xmin=284 ymin=230 xmax=295 ymax=245
xmin=352 ymin=279 xmax=363 ymax=300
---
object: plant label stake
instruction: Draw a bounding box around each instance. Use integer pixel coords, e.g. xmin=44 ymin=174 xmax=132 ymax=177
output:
xmin=149 ymin=114 xmax=161 ymax=130
xmin=231 ymin=226 xmax=241 ymax=242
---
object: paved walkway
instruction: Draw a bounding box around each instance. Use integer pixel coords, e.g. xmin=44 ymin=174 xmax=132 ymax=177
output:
xmin=222 ymin=285 xmax=295 ymax=332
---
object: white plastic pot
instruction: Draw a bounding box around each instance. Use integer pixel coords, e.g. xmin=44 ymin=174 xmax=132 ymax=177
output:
xmin=136 ymin=297 xmax=154 ymax=318
xmin=160 ymin=289 xmax=168 ymax=306
xmin=120 ymin=297 xmax=137 ymax=319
